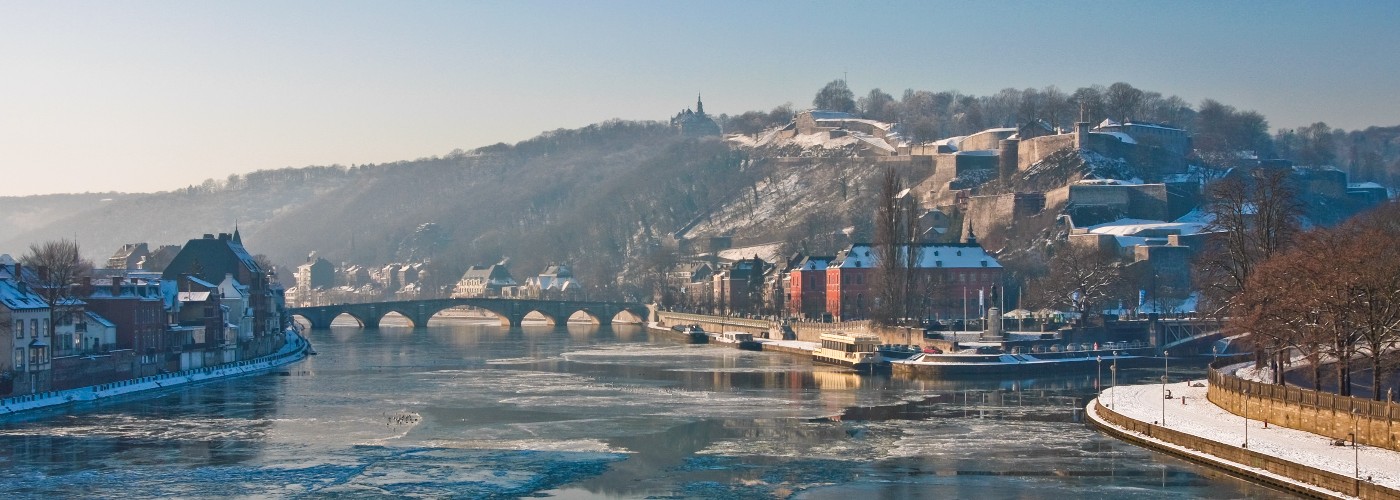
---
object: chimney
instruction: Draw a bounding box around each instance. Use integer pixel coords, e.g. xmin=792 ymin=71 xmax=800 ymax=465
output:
xmin=12 ymin=262 xmax=20 ymax=279
xmin=82 ymin=276 xmax=93 ymax=296
xmin=38 ymin=266 xmax=50 ymax=282
xmin=111 ymin=276 xmax=124 ymax=295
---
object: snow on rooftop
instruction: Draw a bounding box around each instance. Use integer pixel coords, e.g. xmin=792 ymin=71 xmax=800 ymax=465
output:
xmin=1092 ymin=131 xmax=1137 ymax=144
xmin=1086 ymin=218 xmax=1210 ymax=237
xmin=955 ymin=150 xmax=997 ymax=156
xmin=833 ymin=244 xmax=1001 ymax=269
xmin=1095 ymin=380 xmax=1400 ymax=492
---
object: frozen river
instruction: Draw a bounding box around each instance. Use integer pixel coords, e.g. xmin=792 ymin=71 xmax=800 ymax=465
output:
xmin=0 ymin=319 xmax=1292 ymax=498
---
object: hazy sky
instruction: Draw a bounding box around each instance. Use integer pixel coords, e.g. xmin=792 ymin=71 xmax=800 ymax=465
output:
xmin=3 ymin=1 xmax=1397 ymax=197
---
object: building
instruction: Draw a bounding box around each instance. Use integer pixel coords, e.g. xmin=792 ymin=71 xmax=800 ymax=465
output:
xmin=0 ymin=273 xmax=52 ymax=396
xmin=712 ymin=256 xmax=771 ymax=314
xmin=670 ymin=95 xmax=721 ymax=137
xmin=80 ymin=276 xmax=167 ymax=377
xmin=522 ymin=264 xmax=582 ymax=300
xmin=787 ymin=255 xmax=833 ymax=319
xmin=825 ymin=242 xmax=1003 ymax=322
xmin=107 ymin=243 xmax=151 ymax=270
xmin=452 ymin=264 xmax=517 ymax=298
xmin=160 ymin=230 xmax=285 ymax=359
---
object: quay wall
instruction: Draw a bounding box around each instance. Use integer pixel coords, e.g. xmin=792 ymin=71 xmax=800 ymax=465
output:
xmin=1208 ymin=364 xmax=1400 ymax=453
xmin=1092 ymin=400 xmax=1400 ymax=499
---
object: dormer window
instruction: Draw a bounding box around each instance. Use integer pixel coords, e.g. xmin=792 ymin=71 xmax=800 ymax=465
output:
xmin=957 ymin=250 xmax=962 ymax=256
xmin=981 ymin=260 xmax=988 ymax=267
xmin=936 ymin=261 xmax=943 ymax=267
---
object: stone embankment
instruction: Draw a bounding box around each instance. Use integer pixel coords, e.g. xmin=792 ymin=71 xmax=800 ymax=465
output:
xmin=1088 ymin=363 xmax=1400 ymax=499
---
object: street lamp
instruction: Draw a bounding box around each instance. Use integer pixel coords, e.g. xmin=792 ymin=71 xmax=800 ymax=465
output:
xmin=1243 ymin=387 xmax=1250 ymax=448
xmin=1097 ymin=355 xmax=1103 ymax=392
xmin=1353 ymin=408 xmax=1360 ymax=480
xmin=1161 ymin=350 xmax=1169 ymax=426
xmin=1111 ymin=351 xmax=1119 ymax=410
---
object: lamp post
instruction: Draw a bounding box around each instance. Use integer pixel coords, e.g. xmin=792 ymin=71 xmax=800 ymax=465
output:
xmin=1096 ymin=355 xmax=1102 ymax=392
xmin=1353 ymin=408 xmax=1360 ymax=480
xmin=1243 ymin=387 xmax=1249 ymax=448
xmin=1162 ymin=350 xmax=1169 ymax=426
xmin=1111 ymin=351 xmax=1119 ymax=410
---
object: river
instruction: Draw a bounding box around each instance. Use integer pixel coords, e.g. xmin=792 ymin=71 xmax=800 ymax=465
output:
xmin=0 ymin=318 xmax=1291 ymax=498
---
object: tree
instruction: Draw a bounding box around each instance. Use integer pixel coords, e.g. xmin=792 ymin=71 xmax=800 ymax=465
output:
xmin=871 ymin=168 xmax=920 ymax=325
xmin=20 ymin=239 xmax=94 ymax=342
xmin=1032 ymin=243 xmax=1127 ymax=336
xmin=1104 ymin=82 xmax=1144 ymax=123
xmin=813 ymin=80 xmax=856 ymax=113
xmin=858 ymin=88 xmax=896 ymax=123
xmin=1195 ymin=168 xmax=1302 ymax=317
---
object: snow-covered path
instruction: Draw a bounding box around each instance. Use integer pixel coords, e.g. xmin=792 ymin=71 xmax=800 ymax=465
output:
xmin=1094 ymin=380 xmax=1400 ymax=496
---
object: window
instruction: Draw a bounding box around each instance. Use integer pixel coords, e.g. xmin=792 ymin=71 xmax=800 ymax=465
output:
xmin=13 ymin=348 xmax=22 ymax=369
xmin=14 ymin=320 xmax=20 ymax=339
xmin=31 ymin=319 xmax=39 ymax=338
xmin=42 ymin=319 xmax=49 ymax=337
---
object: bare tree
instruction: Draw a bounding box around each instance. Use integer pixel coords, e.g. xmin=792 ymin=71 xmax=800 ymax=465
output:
xmin=1032 ymin=243 xmax=1127 ymax=337
xmin=20 ymin=239 xmax=94 ymax=342
xmin=1196 ymin=168 xmax=1302 ymax=317
xmin=871 ymin=168 xmax=921 ymax=325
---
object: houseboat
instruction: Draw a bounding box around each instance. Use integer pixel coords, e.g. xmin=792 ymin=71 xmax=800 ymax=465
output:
xmin=719 ymin=331 xmax=762 ymax=351
xmin=812 ymin=332 xmax=882 ymax=371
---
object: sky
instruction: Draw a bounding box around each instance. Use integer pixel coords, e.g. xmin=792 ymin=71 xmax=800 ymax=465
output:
xmin=2 ymin=1 xmax=1398 ymax=197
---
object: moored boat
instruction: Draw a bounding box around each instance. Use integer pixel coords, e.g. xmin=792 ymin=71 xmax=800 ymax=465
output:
xmin=671 ymin=324 xmax=709 ymax=344
xmin=812 ymin=332 xmax=881 ymax=371
xmin=720 ymin=331 xmax=763 ymax=351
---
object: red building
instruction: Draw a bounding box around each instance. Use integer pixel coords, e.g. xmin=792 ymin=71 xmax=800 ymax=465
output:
xmin=825 ymin=243 xmax=1003 ymax=322
xmin=81 ymin=277 xmax=170 ymax=377
xmin=787 ymin=256 xmax=833 ymax=319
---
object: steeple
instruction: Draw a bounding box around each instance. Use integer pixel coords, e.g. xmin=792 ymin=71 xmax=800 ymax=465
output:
xmin=696 ymin=93 xmax=704 ymax=116
xmin=232 ymin=224 xmax=242 ymax=244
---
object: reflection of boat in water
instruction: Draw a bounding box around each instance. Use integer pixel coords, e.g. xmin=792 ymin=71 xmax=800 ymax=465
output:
xmin=812 ymin=332 xmax=881 ymax=371
xmin=719 ymin=331 xmax=762 ymax=351
xmin=670 ymin=324 xmax=709 ymax=344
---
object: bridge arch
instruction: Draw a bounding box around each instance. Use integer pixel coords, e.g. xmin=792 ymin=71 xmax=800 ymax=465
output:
xmin=287 ymin=298 xmax=648 ymax=330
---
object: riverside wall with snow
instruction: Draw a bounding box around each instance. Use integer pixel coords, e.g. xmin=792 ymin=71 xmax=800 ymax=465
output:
xmin=1209 ymin=362 xmax=1400 ymax=453
xmin=1090 ymin=397 xmax=1398 ymax=499
xmin=0 ymin=330 xmax=311 ymax=419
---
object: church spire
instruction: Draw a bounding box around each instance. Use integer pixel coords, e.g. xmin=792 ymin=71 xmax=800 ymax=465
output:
xmin=696 ymin=93 xmax=704 ymax=116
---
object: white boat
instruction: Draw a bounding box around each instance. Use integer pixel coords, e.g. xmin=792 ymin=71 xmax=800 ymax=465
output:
xmin=812 ymin=332 xmax=881 ymax=371
xmin=719 ymin=331 xmax=762 ymax=350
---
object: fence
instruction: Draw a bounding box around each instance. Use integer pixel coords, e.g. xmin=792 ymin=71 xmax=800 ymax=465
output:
xmin=1208 ymin=362 xmax=1399 ymax=453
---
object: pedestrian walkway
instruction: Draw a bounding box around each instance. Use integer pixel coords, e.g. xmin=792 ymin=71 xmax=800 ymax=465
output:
xmin=1092 ymin=380 xmax=1400 ymax=498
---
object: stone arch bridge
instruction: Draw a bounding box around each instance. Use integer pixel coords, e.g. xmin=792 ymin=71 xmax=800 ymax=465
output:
xmin=289 ymin=298 xmax=651 ymax=329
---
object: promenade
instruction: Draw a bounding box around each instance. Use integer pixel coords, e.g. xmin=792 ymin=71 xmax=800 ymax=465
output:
xmin=1090 ymin=380 xmax=1400 ymax=499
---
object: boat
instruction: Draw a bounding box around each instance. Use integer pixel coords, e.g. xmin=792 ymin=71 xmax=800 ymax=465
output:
xmin=890 ymin=348 xmax=1147 ymax=378
xmin=876 ymin=344 xmax=921 ymax=360
xmin=812 ymin=332 xmax=882 ymax=371
xmin=671 ymin=324 xmax=709 ymax=344
xmin=719 ymin=331 xmax=762 ymax=351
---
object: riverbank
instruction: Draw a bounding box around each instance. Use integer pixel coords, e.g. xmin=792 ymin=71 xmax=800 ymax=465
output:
xmin=1089 ymin=381 xmax=1400 ymax=499
xmin=0 ymin=329 xmax=312 ymax=420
